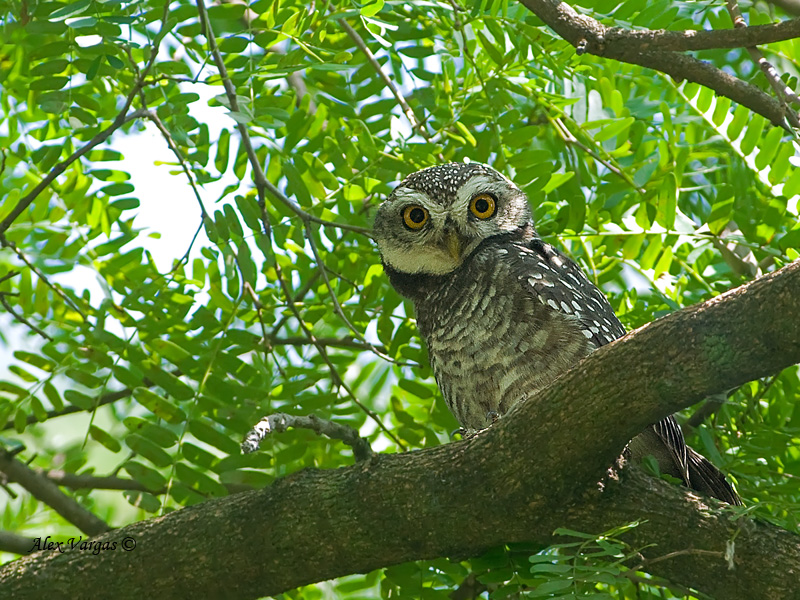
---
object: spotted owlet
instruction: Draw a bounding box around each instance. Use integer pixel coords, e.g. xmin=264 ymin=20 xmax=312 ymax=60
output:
xmin=373 ymin=162 xmax=740 ymax=505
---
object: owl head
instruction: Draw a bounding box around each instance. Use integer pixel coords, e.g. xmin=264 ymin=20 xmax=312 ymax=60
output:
xmin=373 ymin=163 xmax=533 ymax=275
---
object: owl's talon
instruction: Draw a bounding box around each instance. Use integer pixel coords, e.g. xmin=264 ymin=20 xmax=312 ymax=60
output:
xmin=450 ymin=427 xmax=467 ymax=439
xmin=487 ymin=411 xmax=500 ymax=424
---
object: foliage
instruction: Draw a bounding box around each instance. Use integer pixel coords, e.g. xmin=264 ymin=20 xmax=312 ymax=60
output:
xmin=1 ymin=0 xmax=799 ymax=597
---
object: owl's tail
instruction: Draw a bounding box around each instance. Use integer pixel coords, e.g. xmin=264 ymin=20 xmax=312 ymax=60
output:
xmin=686 ymin=446 xmax=742 ymax=506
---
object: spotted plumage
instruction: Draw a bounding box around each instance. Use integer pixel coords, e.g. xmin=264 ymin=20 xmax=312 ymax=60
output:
xmin=373 ymin=162 xmax=740 ymax=505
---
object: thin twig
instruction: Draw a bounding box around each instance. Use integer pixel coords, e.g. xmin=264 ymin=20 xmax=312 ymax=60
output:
xmin=628 ymin=548 xmax=725 ymax=574
xmin=268 ymin=271 xmax=321 ymax=337
xmin=268 ymin=336 xmax=388 ymax=353
xmin=141 ymin=110 xmax=210 ymax=220
xmin=0 ymin=270 xmax=19 ymax=284
xmin=0 ymin=531 xmax=37 ymax=555
xmin=447 ymin=0 xmax=505 ymax=152
xmin=726 ymin=0 xmax=800 ymax=113
xmin=273 ymin=260 xmax=406 ymax=449
xmin=35 ymin=469 xmax=151 ymax=492
xmin=0 ymin=293 xmax=53 ymax=341
xmin=32 ymin=467 xmax=249 ymax=495
xmin=0 ymin=110 xmax=147 ymax=236
xmin=304 ymin=228 xmax=402 ymax=364
xmin=243 ymin=281 xmax=274 ymax=372
xmin=242 ymin=412 xmax=374 ymax=461
xmin=2 ymin=389 xmax=133 ymax=432
xmin=602 ymin=18 xmax=800 ymax=52
xmin=0 ymin=239 xmax=88 ymax=321
xmin=196 ymin=0 xmax=370 ymax=237
xmin=197 ymin=1 xmax=402 ymax=444
xmin=549 ymin=115 xmax=645 ymax=196
xmin=339 ymin=18 xmax=425 ymax=135
xmin=518 ymin=0 xmax=800 ymax=128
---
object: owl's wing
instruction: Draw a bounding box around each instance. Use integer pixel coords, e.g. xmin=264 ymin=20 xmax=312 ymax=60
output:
xmin=510 ymin=238 xmax=626 ymax=348
xmin=512 ymin=238 xmax=691 ymax=484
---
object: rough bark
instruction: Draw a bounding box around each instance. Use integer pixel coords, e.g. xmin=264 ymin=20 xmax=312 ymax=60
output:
xmin=518 ymin=0 xmax=800 ymax=128
xmin=1 ymin=260 xmax=798 ymax=599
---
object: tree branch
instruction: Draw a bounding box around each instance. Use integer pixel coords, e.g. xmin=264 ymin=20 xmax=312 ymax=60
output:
xmin=0 ymin=449 xmax=110 ymax=537
xmin=0 ymin=260 xmax=797 ymax=598
xmin=0 ymin=1 xmax=170 ymax=236
xmin=241 ymin=413 xmax=374 ymax=461
xmin=2 ymin=388 xmax=133 ymax=432
xmin=196 ymin=0 xmax=371 ymax=237
xmin=601 ymin=18 xmax=800 ymax=52
xmin=0 ymin=532 xmax=36 ymax=556
xmin=518 ymin=0 xmax=800 ymax=127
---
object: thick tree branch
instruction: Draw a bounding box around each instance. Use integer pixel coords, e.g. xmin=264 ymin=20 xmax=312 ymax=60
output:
xmin=1 ymin=260 xmax=798 ymax=599
xmin=518 ymin=0 xmax=800 ymax=127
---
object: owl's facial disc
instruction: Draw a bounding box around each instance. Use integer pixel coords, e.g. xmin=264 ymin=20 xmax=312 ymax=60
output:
xmin=374 ymin=166 xmax=531 ymax=276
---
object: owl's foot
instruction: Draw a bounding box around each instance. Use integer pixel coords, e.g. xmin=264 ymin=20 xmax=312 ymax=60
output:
xmin=487 ymin=411 xmax=500 ymax=424
xmin=450 ymin=427 xmax=466 ymax=439
xmin=450 ymin=427 xmax=482 ymax=440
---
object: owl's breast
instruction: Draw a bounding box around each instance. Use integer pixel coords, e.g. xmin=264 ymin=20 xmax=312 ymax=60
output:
xmin=414 ymin=245 xmax=591 ymax=430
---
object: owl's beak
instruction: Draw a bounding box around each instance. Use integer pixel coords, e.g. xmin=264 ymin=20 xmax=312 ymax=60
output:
xmin=445 ymin=232 xmax=462 ymax=261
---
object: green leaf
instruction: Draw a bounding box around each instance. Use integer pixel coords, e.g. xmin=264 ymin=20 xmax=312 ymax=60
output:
xmin=476 ymin=30 xmax=505 ymax=65
xmin=49 ymin=0 xmax=92 ymax=20
xmin=593 ymin=117 xmax=635 ymax=142
xmin=126 ymin=433 xmax=173 ymax=467
xmin=360 ymin=0 xmax=384 ymax=17
xmin=132 ymin=388 xmax=187 ymax=424
xmin=90 ymin=425 xmax=122 ymax=452
xmin=189 ymin=420 xmax=240 ymax=454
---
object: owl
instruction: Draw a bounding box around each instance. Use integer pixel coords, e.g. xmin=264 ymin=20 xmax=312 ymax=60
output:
xmin=373 ymin=162 xmax=740 ymax=505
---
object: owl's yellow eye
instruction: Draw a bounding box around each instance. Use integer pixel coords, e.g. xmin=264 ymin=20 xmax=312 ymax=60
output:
xmin=402 ymin=205 xmax=429 ymax=230
xmin=469 ymin=193 xmax=496 ymax=219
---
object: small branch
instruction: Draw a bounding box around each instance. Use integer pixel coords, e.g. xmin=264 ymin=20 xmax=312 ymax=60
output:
xmin=242 ymin=413 xmax=374 ymax=462
xmin=267 ymin=271 xmax=321 ymax=337
xmin=0 ymin=293 xmax=53 ymax=341
xmin=339 ymin=18 xmax=424 ymax=134
xmin=600 ymin=18 xmax=800 ymax=52
xmin=684 ymin=392 xmax=728 ymax=430
xmin=628 ymin=547 xmax=726 ymax=574
xmin=345 ymin=8 xmax=448 ymax=162
xmin=549 ymin=115 xmax=645 ymax=195
xmin=726 ymin=0 xmax=800 ymax=113
xmin=304 ymin=229 xmax=401 ymax=364
xmin=2 ymin=388 xmax=132 ymax=432
xmin=273 ymin=260 xmax=407 ymax=449
xmin=141 ymin=111 xmax=210 ymax=220
xmin=268 ymin=336 xmax=388 ymax=353
xmin=0 ymin=447 xmax=110 ymax=536
xmin=0 ymin=2 xmax=168 ymax=236
xmin=196 ymin=0 xmax=370 ymax=237
xmin=0 ymin=270 xmax=19 ymax=284
xmin=35 ymin=469 xmax=151 ymax=492
xmin=0 ymin=109 xmax=147 ymax=236
xmin=0 ymin=531 xmax=37 ymax=555
xmin=0 ymin=239 xmax=88 ymax=321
